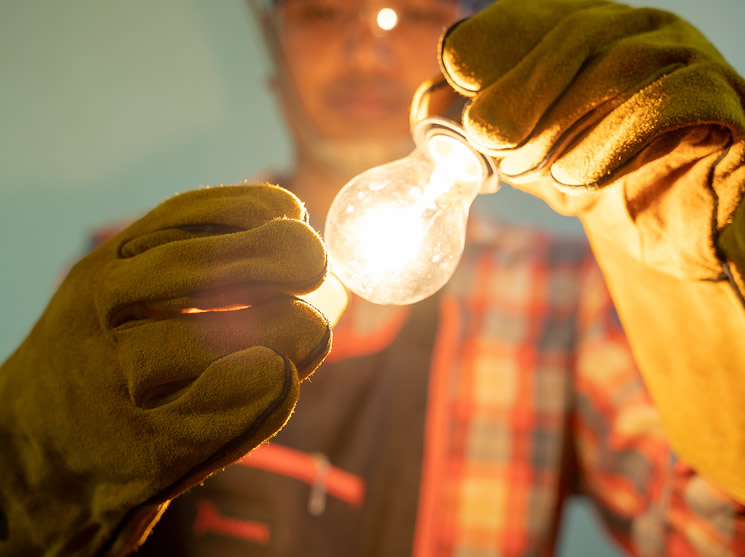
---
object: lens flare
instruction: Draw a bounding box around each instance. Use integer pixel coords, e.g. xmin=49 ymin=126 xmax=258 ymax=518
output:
xmin=376 ymin=8 xmax=398 ymax=31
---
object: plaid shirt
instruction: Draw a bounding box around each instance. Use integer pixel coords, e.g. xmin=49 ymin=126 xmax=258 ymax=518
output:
xmin=92 ymin=205 xmax=745 ymax=556
xmin=408 ymin=216 xmax=745 ymax=556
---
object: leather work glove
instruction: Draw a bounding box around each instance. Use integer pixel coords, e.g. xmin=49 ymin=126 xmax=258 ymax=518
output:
xmin=0 ymin=185 xmax=332 ymax=556
xmin=415 ymin=0 xmax=745 ymax=502
xmin=438 ymin=0 xmax=745 ymax=280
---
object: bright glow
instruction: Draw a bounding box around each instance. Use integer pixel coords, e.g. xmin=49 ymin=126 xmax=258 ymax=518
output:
xmin=180 ymin=304 xmax=251 ymax=314
xmin=376 ymin=8 xmax=398 ymax=31
xmin=356 ymin=205 xmax=424 ymax=275
xmin=299 ymin=273 xmax=348 ymax=327
xmin=325 ymin=129 xmax=488 ymax=305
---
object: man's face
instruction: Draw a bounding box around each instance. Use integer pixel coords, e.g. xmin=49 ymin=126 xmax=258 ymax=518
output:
xmin=273 ymin=0 xmax=462 ymax=143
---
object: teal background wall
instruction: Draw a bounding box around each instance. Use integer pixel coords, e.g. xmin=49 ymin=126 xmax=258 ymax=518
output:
xmin=2 ymin=2 xmax=743 ymax=555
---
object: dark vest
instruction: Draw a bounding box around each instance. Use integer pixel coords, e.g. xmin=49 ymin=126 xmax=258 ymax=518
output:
xmin=139 ymin=294 xmax=440 ymax=556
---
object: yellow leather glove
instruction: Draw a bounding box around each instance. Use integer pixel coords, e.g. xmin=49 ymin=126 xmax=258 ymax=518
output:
xmin=440 ymin=0 xmax=745 ymax=280
xmin=0 ymin=185 xmax=332 ymax=556
xmin=430 ymin=0 xmax=745 ymax=502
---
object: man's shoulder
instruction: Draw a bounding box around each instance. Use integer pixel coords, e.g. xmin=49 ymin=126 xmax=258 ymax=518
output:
xmin=445 ymin=214 xmax=607 ymax=327
xmin=464 ymin=213 xmax=594 ymax=269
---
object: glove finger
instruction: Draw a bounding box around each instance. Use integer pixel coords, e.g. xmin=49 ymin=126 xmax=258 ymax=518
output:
xmin=114 ymin=184 xmax=309 ymax=252
xmin=102 ymin=218 xmax=327 ymax=325
xmin=143 ymin=346 xmax=302 ymax=503
xmin=115 ymin=298 xmax=331 ymax=409
xmin=439 ymin=0 xmax=600 ymax=95
xmin=441 ymin=0 xmax=730 ymax=184
xmin=447 ymin=3 xmax=687 ymax=157
xmin=461 ymin=5 xmax=669 ymax=149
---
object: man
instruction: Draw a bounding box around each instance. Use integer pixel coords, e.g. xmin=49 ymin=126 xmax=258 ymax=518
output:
xmin=2 ymin=0 xmax=744 ymax=555
xmin=250 ymin=0 xmax=478 ymax=227
xmin=136 ymin=0 xmax=745 ymax=555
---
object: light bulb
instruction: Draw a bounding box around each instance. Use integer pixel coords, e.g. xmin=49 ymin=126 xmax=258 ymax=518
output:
xmin=324 ymin=117 xmax=499 ymax=305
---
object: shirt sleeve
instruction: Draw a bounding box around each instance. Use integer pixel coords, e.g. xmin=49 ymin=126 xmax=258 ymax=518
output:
xmin=571 ymin=253 xmax=745 ymax=555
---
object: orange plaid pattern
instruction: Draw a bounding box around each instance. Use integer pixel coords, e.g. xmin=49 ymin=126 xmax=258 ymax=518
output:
xmin=414 ymin=217 xmax=745 ymax=556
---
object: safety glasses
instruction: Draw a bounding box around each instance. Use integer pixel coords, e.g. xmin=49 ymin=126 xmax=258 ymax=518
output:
xmin=274 ymin=0 xmax=461 ymax=39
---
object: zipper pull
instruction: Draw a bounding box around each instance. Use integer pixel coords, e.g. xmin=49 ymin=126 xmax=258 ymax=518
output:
xmin=308 ymin=452 xmax=330 ymax=516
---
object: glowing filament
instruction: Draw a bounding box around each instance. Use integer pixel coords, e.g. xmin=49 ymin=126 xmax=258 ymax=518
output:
xmin=355 ymin=205 xmax=424 ymax=276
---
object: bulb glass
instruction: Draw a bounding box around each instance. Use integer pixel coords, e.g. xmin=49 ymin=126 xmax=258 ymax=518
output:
xmin=325 ymin=127 xmax=489 ymax=305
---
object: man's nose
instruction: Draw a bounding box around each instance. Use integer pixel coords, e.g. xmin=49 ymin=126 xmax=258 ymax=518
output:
xmin=341 ymin=12 xmax=395 ymax=70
